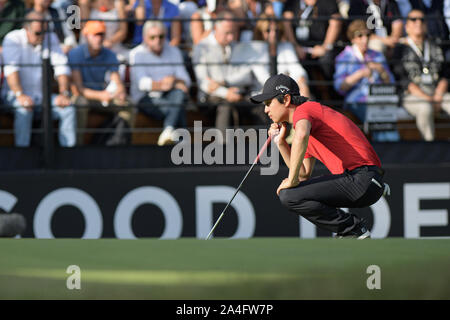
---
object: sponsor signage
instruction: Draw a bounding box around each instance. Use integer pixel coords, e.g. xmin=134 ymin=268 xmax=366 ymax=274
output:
xmin=0 ymin=165 xmax=449 ymax=238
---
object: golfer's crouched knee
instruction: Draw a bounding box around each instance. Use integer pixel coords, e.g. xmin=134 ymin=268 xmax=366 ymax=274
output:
xmin=279 ymin=189 xmax=297 ymax=210
xmin=279 ymin=189 xmax=310 ymax=216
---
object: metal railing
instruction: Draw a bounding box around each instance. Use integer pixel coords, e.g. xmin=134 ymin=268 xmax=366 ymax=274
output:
xmin=1 ymin=13 xmax=449 ymax=163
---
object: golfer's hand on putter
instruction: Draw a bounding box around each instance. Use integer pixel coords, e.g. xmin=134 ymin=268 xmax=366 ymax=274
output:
xmin=268 ymin=122 xmax=287 ymax=144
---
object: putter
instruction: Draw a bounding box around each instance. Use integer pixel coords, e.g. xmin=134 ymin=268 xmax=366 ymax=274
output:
xmin=205 ymin=135 xmax=273 ymax=240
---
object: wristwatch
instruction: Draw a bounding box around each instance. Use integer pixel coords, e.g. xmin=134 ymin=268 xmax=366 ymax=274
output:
xmin=14 ymin=91 xmax=23 ymax=98
xmin=61 ymin=90 xmax=71 ymax=97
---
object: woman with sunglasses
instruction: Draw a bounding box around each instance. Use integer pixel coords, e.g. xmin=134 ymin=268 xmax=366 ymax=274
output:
xmin=334 ymin=19 xmax=399 ymax=142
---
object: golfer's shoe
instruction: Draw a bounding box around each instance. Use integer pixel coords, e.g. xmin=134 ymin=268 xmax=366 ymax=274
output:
xmin=336 ymin=223 xmax=371 ymax=239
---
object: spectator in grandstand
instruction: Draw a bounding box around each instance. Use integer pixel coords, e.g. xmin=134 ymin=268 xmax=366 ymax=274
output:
xmin=347 ymin=0 xmax=403 ymax=53
xmin=129 ymin=20 xmax=190 ymax=146
xmin=68 ymin=20 xmax=133 ymax=146
xmin=0 ymin=0 xmax=26 ymax=54
xmin=192 ymin=10 xmax=269 ymax=139
xmin=2 ymin=11 xmax=76 ymax=147
xmin=393 ymin=9 xmax=450 ymax=141
xmin=26 ymin=0 xmax=77 ymax=53
xmin=190 ymin=0 xmax=227 ymax=45
xmin=408 ymin=0 xmax=449 ymax=41
xmin=282 ymin=0 xmax=342 ymax=80
xmin=79 ymin=0 xmax=129 ymax=62
xmin=334 ymin=19 xmax=399 ymax=141
xmin=132 ymin=0 xmax=182 ymax=46
xmin=253 ymin=12 xmax=311 ymax=99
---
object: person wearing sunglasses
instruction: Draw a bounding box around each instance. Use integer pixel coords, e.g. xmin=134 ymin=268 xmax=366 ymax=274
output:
xmin=392 ymin=9 xmax=450 ymax=141
xmin=130 ymin=20 xmax=191 ymax=146
xmin=347 ymin=0 xmax=403 ymax=53
xmin=334 ymin=19 xmax=399 ymax=142
xmin=2 ymin=11 xmax=76 ymax=147
xmin=27 ymin=0 xmax=77 ymax=54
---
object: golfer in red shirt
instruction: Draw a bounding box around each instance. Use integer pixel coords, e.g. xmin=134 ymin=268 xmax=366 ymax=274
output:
xmin=251 ymin=74 xmax=389 ymax=239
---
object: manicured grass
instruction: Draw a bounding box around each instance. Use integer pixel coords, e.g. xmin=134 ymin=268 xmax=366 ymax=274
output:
xmin=0 ymin=238 xmax=449 ymax=299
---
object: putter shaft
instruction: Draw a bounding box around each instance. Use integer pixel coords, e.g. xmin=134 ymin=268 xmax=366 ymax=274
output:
xmin=205 ymin=136 xmax=272 ymax=240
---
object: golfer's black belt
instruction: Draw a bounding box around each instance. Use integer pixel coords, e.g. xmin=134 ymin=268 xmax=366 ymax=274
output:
xmin=350 ymin=165 xmax=385 ymax=177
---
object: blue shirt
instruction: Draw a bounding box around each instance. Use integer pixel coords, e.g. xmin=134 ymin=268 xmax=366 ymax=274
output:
xmin=68 ymin=44 xmax=119 ymax=91
xmin=132 ymin=0 xmax=179 ymax=45
xmin=334 ymin=45 xmax=395 ymax=105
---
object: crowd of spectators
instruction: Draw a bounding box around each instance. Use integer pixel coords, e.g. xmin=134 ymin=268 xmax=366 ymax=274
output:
xmin=1 ymin=0 xmax=450 ymax=147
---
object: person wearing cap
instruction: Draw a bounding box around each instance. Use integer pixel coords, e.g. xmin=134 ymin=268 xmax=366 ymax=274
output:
xmin=2 ymin=11 xmax=76 ymax=147
xmin=251 ymin=74 xmax=389 ymax=239
xmin=68 ymin=20 xmax=133 ymax=146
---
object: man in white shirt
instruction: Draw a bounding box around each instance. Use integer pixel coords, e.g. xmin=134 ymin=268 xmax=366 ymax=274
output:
xmin=129 ymin=20 xmax=191 ymax=146
xmin=2 ymin=11 xmax=76 ymax=147
xmin=192 ymin=10 xmax=269 ymax=138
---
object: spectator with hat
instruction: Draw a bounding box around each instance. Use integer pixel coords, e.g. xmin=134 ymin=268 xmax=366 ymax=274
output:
xmin=68 ymin=20 xmax=133 ymax=145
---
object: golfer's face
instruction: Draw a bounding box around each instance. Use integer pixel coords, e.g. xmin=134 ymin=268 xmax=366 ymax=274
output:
xmin=264 ymin=96 xmax=285 ymax=123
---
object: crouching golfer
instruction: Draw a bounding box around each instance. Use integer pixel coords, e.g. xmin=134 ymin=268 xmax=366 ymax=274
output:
xmin=250 ymin=74 xmax=389 ymax=239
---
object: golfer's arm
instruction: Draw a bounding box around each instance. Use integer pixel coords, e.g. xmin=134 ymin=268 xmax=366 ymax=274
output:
xmin=278 ymin=141 xmax=314 ymax=179
xmin=299 ymin=157 xmax=315 ymax=181
xmin=288 ymin=119 xmax=311 ymax=184
xmin=277 ymin=140 xmax=291 ymax=168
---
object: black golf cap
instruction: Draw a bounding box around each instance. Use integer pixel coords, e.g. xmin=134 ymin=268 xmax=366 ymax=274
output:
xmin=250 ymin=74 xmax=301 ymax=104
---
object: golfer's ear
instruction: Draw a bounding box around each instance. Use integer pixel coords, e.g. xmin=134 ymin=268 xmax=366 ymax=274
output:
xmin=284 ymin=94 xmax=291 ymax=106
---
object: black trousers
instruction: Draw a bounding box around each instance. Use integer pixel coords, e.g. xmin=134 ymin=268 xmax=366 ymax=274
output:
xmin=278 ymin=166 xmax=385 ymax=234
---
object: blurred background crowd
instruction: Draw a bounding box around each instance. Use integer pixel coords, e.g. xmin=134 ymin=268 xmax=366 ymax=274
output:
xmin=1 ymin=0 xmax=450 ymax=147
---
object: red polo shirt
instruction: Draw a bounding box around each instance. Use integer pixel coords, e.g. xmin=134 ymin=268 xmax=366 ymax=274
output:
xmin=292 ymin=101 xmax=381 ymax=174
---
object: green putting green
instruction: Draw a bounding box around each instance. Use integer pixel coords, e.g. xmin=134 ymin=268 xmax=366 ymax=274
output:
xmin=0 ymin=238 xmax=449 ymax=299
